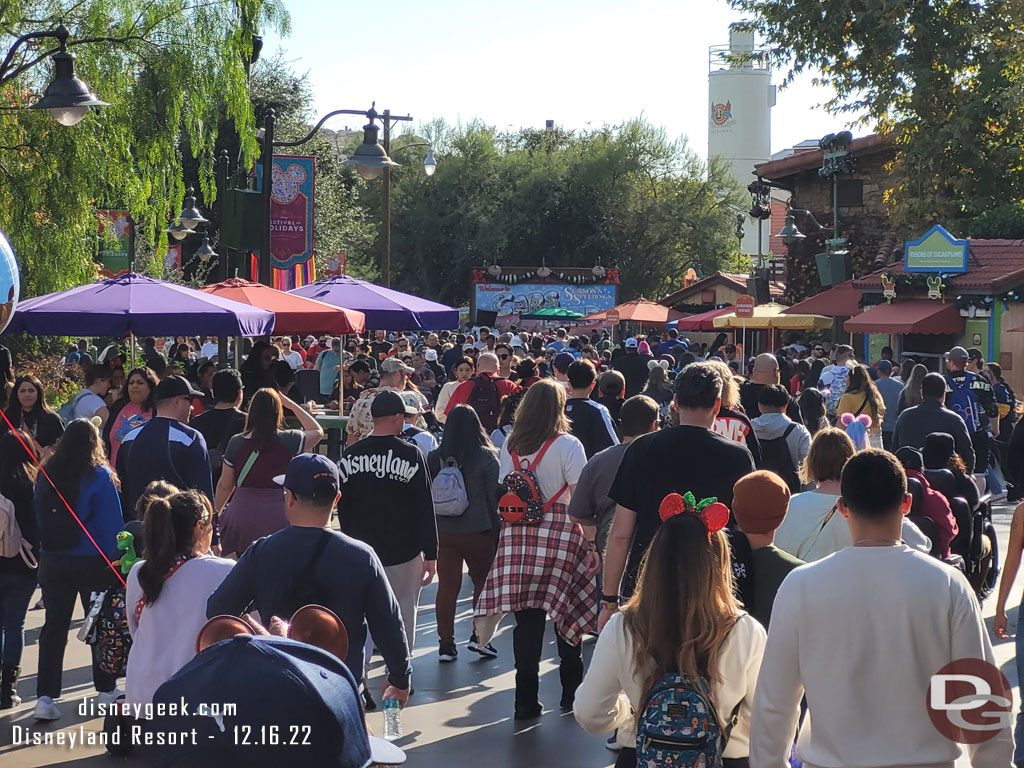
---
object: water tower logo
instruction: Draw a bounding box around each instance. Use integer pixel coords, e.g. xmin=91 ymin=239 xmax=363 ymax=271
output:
xmin=711 ymin=100 xmax=733 ymax=126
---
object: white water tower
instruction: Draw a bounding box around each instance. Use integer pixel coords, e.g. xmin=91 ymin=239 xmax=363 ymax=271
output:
xmin=709 ymin=26 xmax=776 ymax=258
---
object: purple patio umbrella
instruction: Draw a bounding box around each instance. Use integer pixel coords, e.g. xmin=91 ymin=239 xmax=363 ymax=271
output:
xmin=290 ymin=275 xmax=459 ymax=330
xmin=8 ymin=273 xmax=275 ymax=337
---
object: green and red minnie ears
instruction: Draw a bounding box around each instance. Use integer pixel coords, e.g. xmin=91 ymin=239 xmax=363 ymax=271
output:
xmin=659 ymin=491 xmax=730 ymax=533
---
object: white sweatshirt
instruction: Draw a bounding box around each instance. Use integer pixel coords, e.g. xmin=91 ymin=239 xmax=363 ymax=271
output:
xmin=573 ymin=611 xmax=766 ymax=756
xmin=750 ymin=545 xmax=1013 ymax=768
xmin=125 ymin=555 xmax=235 ymax=707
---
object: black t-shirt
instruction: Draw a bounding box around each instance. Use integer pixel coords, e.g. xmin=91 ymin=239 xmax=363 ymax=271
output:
xmin=370 ymin=341 xmax=393 ymax=362
xmin=337 ymin=435 xmax=438 ymax=566
xmin=565 ymin=398 xmax=619 ymax=459
xmin=609 ymin=425 xmax=755 ymax=597
xmin=191 ymin=407 xmax=246 ymax=483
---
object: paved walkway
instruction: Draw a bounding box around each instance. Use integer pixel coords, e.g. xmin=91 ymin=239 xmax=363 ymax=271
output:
xmin=1 ymin=504 xmax=1021 ymax=767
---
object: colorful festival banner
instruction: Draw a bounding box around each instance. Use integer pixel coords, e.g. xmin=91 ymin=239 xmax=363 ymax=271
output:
xmin=97 ymin=210 xmax=131 ymax=277
xmin=270 ymin=155 xmax=315 ymax=270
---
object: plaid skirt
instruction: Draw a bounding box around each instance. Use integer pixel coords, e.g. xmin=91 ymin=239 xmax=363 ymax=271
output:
xmin=474 ymin=504 xmax=598 ymax=646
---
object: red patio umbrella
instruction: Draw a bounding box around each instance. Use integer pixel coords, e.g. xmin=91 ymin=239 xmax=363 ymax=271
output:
xmin=201 ymin=278 xmax=365 ymax=335
xmin=674 ymin=306 xmax=733 ymax=331
xmin=602 ymin=298 xmax=684 ymax=326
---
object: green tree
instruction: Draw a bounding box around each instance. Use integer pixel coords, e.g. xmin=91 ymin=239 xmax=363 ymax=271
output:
xmin=239 ymin=53 xmax=377 ymax=282
xmin=381 ymin=120 xmax=745 ymax=306
xmin=729 ymin=0 xmax=1024 ymax=232
xmin=0 ymin=1 xmax=289 ymax=296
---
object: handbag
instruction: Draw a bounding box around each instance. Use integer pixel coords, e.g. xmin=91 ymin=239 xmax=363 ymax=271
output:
xmin=85 ymin=587 xmax=132 ymax=676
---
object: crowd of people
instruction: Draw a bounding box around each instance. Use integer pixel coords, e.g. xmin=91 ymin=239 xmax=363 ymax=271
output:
xmin=0 ymin=325 xmax=1019 ymax=767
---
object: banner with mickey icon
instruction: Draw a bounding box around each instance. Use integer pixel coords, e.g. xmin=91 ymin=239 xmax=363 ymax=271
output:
xmin=268 ymin=155 xmax=315 ymax=271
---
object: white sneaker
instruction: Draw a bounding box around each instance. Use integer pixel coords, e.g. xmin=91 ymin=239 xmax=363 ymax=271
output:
xmin=33 ymin=696 xmax=61 ymax=721
xmin=95 ymin=688 xmax=124 ymax=705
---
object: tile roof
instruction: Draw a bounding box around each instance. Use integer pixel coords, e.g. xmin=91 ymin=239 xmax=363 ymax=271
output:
xmin=852 ymin=239 xmax=1024 ymax=294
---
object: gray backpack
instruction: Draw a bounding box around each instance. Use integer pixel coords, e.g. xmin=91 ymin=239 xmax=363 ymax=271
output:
xmin=57 ymin=390 xmax=90 ymax=426
xmin=432 ymin=458 xmax=469 ymax=517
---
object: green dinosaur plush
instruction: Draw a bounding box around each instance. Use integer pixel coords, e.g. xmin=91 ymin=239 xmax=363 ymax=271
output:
xmin=113 ymin=531 xmax=139 ymax=575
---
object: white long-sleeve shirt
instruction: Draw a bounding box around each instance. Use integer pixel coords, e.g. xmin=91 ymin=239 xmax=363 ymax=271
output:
xmin=125 ymin=555 xmax=235 ymax=707
xmin=751 ymin=545 xmax=1013 ymax=768
xmin=574 ymin=611 xmax=766 ymax=756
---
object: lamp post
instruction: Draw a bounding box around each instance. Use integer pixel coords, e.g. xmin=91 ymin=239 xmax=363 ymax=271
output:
xmin=259 ymin=104 xmax=431 ymax=288
xmin=4 ymin=24 xmax=109 ymax=125
xmin=774 ymin=131 xmax=856 ymax=287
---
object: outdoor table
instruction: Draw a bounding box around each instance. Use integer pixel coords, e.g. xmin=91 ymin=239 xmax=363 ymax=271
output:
xmin=315 ymin=411 xmax=348 ymax=460
xmin=284 ymin=409 xmax=348 ymax=460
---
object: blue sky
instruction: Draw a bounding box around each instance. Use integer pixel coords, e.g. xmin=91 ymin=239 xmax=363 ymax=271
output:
xmin=264 ymin=0 xmax=866 ymax=157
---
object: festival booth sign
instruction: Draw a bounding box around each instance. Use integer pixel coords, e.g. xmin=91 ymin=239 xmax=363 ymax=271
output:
xmin=474 ymin=279 xmax=618 ymax=328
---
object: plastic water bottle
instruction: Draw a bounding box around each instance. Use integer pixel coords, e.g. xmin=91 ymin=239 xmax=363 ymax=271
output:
xmin=382 ymin=697 xmax=402 ymax=741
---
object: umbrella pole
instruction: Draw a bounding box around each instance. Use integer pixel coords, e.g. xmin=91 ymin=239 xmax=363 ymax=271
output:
xmin=338 ymin=334 xmax=345 ymax=411
xmin=741 ymin=320 xmax=746 ymax=371
xmin=130 ymin=332 xmax=136 ymax=370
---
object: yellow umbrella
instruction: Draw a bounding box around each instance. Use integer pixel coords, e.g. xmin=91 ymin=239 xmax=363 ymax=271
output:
xmin=713 ymin=302 xmax=833 ymax=330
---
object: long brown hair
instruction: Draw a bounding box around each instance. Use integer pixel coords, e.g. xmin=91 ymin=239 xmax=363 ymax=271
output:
xmin=902 ymin=364 xmax=928 ymax=408
xmin=844 ymin=365 xmax=884 ymax=423
xmin=138 ymin=490 xmax=213 ymax=604
xmin=506 ymin=378 xmax=569 ymax=456
xmin=38 ymin=418 xmax=115 ymax=511
xmin=244 ymin=388 xmax=284 ymax=444
xmin=623 ymin=513 xmax=739 ymax=704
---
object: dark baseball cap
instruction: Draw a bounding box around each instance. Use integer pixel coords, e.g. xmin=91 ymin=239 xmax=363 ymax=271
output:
xmin=370 ymin=390 xmax=406 ymax=418
xmin=150 ymin=634 xmax=406 ymax=766
xmin=154 ymin=375 xmax=203 ymax=401
xmin=877 ymin=360 xmax=893 ymax=374
xmin=274 ymin=453 xmax=340 ymax=500
xmin=552 ymin=351 xmax=576 ymax=373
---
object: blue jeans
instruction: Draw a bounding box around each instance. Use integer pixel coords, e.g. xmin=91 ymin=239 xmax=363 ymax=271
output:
xmin=0 ymin=571 xmax=37 ymax=667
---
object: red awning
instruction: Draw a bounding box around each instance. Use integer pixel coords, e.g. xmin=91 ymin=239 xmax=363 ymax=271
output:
xmin=843 ymin=300 xmax=964 ymax=335
xmin=782 ymin=280 xmax=863 ymax=317
xmin=674 ymin=306 xmax=734 ymax=331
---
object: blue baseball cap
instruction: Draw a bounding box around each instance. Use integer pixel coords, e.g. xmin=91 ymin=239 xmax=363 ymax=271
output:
xmin=552 ymin=351 xmax=576 ymax=372
xmin=273 ymin=453 xmax=340 ymax=500
xmin=149 ymin=634 xmax=405 ymax=766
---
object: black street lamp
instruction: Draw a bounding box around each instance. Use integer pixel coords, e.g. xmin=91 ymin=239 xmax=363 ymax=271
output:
xmin=260 ymin=103 xmax=433 ymax=288
xmin=12 ymin=24 xmax=109 ymax=126
xmin=774 ymin=131 xmax=857 ymax=287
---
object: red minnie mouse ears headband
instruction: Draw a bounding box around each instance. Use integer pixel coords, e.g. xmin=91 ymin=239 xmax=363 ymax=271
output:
xmin=659 ymin=491 xmax=730 ymax=534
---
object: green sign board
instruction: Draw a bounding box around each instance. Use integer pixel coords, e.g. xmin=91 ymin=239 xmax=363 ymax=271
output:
xmin=904 ymin=224 xmax=968 ymax=273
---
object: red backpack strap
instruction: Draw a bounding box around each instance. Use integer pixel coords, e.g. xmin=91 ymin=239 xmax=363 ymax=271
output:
xmin=527 ymin=435 xmax=560 ymax=471
xmin=529 ymin=436 xmax=569 ymax=510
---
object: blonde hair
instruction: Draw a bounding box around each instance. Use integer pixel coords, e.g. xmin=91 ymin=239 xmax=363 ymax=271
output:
xmin=624 ymin=514 xmax=738 ymax=709
xmin=704 ymin=359 xmax=740 ymax=409
xmin=506 ymin=378 xmax=569 ymax=456
xmin=800 ymin=427 xmax=856 ymax=484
